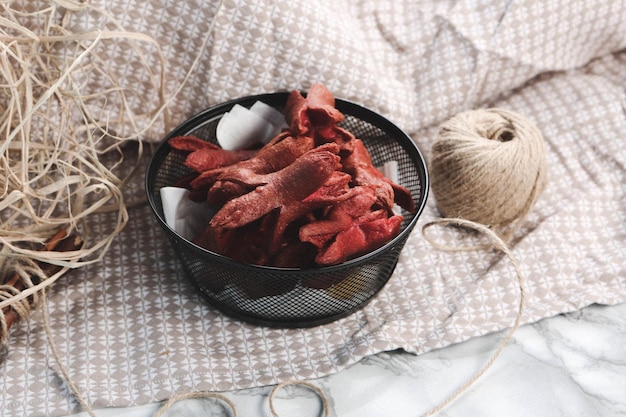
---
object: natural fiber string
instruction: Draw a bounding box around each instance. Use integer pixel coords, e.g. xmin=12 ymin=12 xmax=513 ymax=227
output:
xmin=269 ymin=380 xmax=331 ymax=417
xmin=419 ymin=218 xmax=526 ymax=417
xmin=411 ymin=107 xmax=543 ymax=415
xmin=41 ymin=278 xmax=239 ymax=417
xmin=0 ymin=283 xmax=31 ymax=344
xmin=152 ymin=392 xmax=238 ymax=417
xmin=40 ymin=285 xmax=98 ymax=417
xmin=429 ymin=108 xmax=547 ymax=242
xmin=0 ymin=266 xmax=47 ymax=345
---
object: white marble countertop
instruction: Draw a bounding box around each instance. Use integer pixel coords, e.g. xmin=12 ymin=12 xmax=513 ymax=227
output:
xmin=67 ymin=301 xmax=626 ymax=417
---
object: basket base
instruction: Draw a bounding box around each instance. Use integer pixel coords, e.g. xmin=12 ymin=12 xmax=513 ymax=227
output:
xmin=189 ymin=259 xmax=399 ymax=329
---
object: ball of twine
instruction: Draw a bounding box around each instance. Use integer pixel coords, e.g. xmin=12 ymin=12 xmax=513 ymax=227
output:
xmin=429 ymin=108 xmax=547 ymax=237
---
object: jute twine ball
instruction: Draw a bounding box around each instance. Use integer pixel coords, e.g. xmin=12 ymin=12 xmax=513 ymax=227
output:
xmin=429 ymin=108 xmax=547 ymax=235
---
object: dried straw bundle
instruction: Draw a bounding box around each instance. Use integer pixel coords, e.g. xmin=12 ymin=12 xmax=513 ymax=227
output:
xmin=0 ymin=0 xmax=172 ymax=341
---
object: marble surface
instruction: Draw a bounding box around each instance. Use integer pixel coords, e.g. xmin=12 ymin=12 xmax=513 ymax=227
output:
xmin=66 ymin=301 xmax=626 ymax=417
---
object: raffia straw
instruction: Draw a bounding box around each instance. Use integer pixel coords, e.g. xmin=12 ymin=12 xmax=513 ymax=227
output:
xmin=27 ymin=2 xmax=245 ymax=413
xmin=0 ymin=0 xmax=170 ymax=339
xmin=6 ymin=1 xmax=244 ymax=416
xmin=419 ymin=217 xmax=526 ymax=416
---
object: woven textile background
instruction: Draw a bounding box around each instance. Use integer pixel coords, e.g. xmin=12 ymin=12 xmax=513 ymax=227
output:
xmin=1 ymin=1 xmax=625 ymax=415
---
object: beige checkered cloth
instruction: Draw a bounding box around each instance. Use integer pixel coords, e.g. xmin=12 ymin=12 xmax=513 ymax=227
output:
xmin=2 ymin=1 xmax=625 ymax=415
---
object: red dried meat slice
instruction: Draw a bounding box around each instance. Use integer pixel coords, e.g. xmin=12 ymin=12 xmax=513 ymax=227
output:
xmin=193 ymin=215 xmax=273 ymax=265
xmin=201 ymin=144 xmax=352 ymax=263
xmin=169 ymin=135 xmax=257 ymax=172
xmin=284 ymin=84 xmax=344 ymax=136
xmin=284 ymin=84 xmax=353 ymax=153
xmin=168 ymin=135 xmax=215 ymax=152
xmin=209 ymin=144 xmax=342 ymax=231
xmin=299 ymin=186 xmax=378 ymax=249
xmin=343 ymin=139 xmax=415 ymax=213
xmin=246 ymin=171 xmax=355 ymax=266
xmin=299 ymin=186 xmax=403 ymax=267
xmin=265 ymin=170 xmax=354 ymax=254
xmin=190 ymin=133 xmax=315 ymax=202
xmin=271 ymin=239 xmax=317 ymax=269
xmin=314 ymin=211 xmax=403 ymax=266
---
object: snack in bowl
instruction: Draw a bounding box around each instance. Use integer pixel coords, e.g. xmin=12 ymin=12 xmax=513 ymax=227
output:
xmin=167 ymin=84 xmax=414 ymax=268
xmin=145 ymin=84 xmax=428 ymax=327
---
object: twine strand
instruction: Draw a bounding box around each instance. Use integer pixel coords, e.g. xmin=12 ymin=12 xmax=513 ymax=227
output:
xmin=269 ymin=380 xmax=331 ymax=417
xmin=419 ymin=218 xmax=526 ymax=416
xmin=41 ymin=286 xmax=98 ymax=417
xmin=152 ymin=392 xmax=238 ymax=417
xmin=415 ymin=107 xmax=541 ymax=415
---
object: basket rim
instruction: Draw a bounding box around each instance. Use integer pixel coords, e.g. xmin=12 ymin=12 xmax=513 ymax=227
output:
xmin=145 ymin=91 xmax=429 ymax=273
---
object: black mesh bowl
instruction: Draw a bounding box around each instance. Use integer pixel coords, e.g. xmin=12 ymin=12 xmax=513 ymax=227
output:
xmin=145 ymin=92 xmax=429 ymax=328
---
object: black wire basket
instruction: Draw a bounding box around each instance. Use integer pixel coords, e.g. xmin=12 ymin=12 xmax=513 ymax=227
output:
xmin=145 ymin=92 xmax=429 ymax=328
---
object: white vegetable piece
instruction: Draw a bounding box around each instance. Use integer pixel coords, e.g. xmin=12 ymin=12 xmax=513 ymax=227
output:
xmin=381 ymin=160 xmax=399 ymax=184
xmin=379 ymin=160 xmax=401 ymax=215
xmin=159 ymin=187 xmax=214 ymax=240
xmin=216 ymin=102 xmax=286 ymax=150
xmin=250 ymin=100 xmax=287 ymax=133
